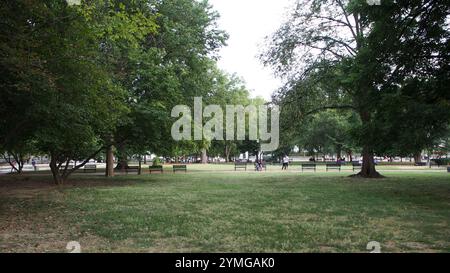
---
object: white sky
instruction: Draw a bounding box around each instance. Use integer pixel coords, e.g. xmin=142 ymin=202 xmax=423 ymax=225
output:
xmin=209 ymin=0 xmax=294 ymax=100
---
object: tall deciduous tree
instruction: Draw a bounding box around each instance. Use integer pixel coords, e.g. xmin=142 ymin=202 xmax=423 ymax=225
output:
xmin=106 ymin=0 xmax=228 ymax=169
xmin=0 ymin=0 xmax=128 ymax=184
xmin=263 ymin=0 xmax=450 ymax=177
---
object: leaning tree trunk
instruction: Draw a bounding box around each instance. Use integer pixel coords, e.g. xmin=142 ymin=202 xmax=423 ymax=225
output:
xmin=49 ymin=155 xmax=63 ymax=185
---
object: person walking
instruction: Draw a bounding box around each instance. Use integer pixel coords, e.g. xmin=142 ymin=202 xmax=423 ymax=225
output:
xmin=282 ymin=155 xmax=290 ymax=170
xmin=31 ymin=158 xmax=37 ymax=171
xmin=255 ymin=160 xmax=262 ymax=172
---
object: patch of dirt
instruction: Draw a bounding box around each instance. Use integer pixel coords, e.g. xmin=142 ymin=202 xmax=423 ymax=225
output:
xmin=0 ymin=175 xmax=136 ymax=198
xmin=349 ymin=172 xmax=386 ymax=179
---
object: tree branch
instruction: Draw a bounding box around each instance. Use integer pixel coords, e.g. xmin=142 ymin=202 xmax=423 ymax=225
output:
xmin=303 ymin=105 xmax=356 ymax=117
xmin=65 ymin=146 xmax=105 ymax=177
xmin=3 ymin=154 xmax=19 ymax=173
xmin=336 ymin=0 xmax=358 ymax=41
xmin=315 ymin=36 xmax=356 ymax=55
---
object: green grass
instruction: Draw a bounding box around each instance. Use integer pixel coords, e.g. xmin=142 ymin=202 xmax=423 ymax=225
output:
xmin=1 ymin=169 xmax=449 ymax=253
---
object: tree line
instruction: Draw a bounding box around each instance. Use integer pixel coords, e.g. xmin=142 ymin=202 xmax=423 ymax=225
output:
xmin=0 ymin=0 xmax=263 ymax=184
xmin=1 ymin=0 xmax=449 ymax=182
xmin=263 ymin=0 xmax=450 ymax=177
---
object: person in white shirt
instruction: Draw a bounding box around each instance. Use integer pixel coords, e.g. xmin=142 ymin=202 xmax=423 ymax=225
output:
xmin=282 ymin=155 xmax=290 ymax=170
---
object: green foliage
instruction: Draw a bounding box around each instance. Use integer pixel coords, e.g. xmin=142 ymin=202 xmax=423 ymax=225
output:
xmin=108 ymin=0 xmax=228 ymax=159
xmin=296 ymin=111 xmax=360 ymax=157
xmin=152 ymin=157 xmax=163 ymax=166
xmin=263 ymin=0 xmax=450 ymax=176
xmin=0 ymin=0 xmax=130 ymax=182
xmin=0 ymin=0 xmax=232 ymax=182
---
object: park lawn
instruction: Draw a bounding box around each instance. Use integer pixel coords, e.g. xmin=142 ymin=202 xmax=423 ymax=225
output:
xmin=0 ymin=171 xmax=449 ymax=253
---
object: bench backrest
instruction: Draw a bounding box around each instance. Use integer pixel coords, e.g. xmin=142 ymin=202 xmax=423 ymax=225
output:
xmin=352 ymin=163 xmax=362 ymax=167
xmin=327 ymin=164 xmax=341 ymax=167
xmin=173 ymin=165 xmax=187 ymax=169
xmin=126 ymin=166 xmax=139 ymax=173
xmin=302 ymin=164 xmax=316 ymax=167
xmin=85 ymin=165 xmax=96 ymax=169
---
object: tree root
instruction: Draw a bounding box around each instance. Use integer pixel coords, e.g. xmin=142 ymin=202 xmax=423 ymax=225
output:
xmin=349 ymin=172 xmax=386 ymax=179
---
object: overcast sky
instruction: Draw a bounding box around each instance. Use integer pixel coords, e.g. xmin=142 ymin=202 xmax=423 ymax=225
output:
xmin=209 ymin=0 xmax=294 ymax=100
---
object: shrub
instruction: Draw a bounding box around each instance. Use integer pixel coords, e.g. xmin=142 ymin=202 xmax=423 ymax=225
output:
xmin=152 ymin=157 xmax=162 ymax=166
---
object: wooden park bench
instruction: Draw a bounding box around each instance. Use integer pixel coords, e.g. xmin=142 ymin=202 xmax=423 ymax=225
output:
xmin=431 ymin=160 xmax=448 ymax=168
xmin=301 ymin=163 xmax=316 ymax=172
xmin=235 ymin=162 xmax=247 ymax=171
xmin=125 ymin=166 xmax=140 ymax=174
xmin=83 ymin=164 xmax=97 ymax=173
xmin=414 ymin=162 xmax=427 ymax=167
xmin=352 ymin=162 xmax=362 ymax=172
xmin=149 ymin=165 xmax=163 ymax=174
xmin=326 ymin=163 xmax=341 ymax=172
xmin=173 ymin=165 xmax=187 ymax=173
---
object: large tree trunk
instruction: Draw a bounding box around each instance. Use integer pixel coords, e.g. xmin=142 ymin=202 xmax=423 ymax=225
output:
xmin=336 ymin=145 xmax=342 ymax=160
xmin=358 ymin=146 xmax=382 ymax=178
xmin=347 ymin=151 xmax=353 ymax=162
xmin=356 ymin=111 xmax=383 ymax=178
xmin=49 ymin=155 xmax=63 ymax=185
xmin=201 ymin=148 xmax=208 ymax=164
xmin=105 ymin=145 xmax=115 ymax=177
xmin=414 ymin=152 xmax=422 ymax=163
xmin=50 ymin=148 xmax=104 ymax=185
xmin=224 ymin=145 xmax=231 ymax=163
xmin=138 ymin=158 xmax=142 ymax=175
xmin=114 ymin=143 xmax=129 ymax=171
